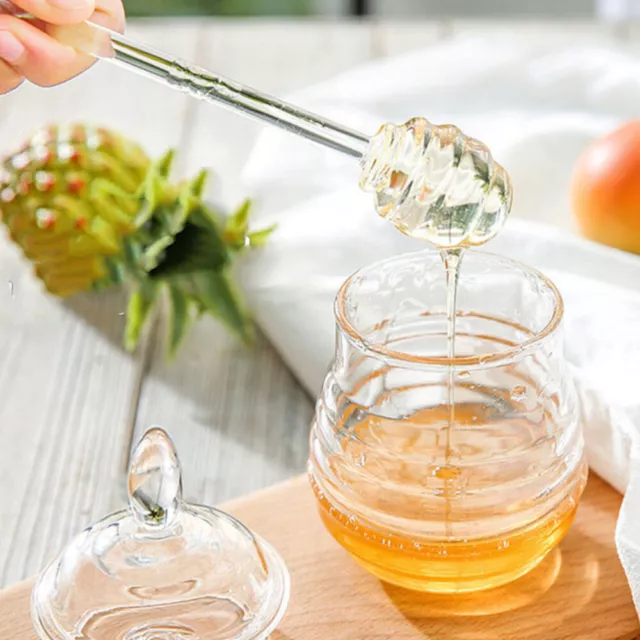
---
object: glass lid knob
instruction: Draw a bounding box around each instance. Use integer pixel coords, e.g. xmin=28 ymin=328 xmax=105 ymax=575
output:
xmin=128 ymin=427 xmax=183 ymax=529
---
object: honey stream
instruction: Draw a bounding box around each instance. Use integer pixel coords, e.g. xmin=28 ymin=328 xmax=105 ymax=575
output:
xmin=441 ymin=248 xmax=463 ymax=537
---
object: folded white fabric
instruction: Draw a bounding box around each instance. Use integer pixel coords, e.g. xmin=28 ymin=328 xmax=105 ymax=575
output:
xmin=238 ymin=35 xmax=640 ymax=611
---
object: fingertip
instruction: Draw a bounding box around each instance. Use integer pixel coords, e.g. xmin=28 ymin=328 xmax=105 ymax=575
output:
xmin=0 ymin=60 xmax=24 ymax=95
xmin=0 ymin=29 xmax=26 ymax=64
xmin=0 ymin=17 xmax=90 ymax=87
xmin=94 ymin=0 xmax=126 ymax=32
xmin=11 ymin=0 xmax=96 ymax=25
xmin=46 ymin=0 xmax=96 ymax=22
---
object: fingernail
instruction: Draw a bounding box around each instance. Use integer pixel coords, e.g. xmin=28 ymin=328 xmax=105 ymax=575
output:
xmin=47 ymin=0 xmax=92 ymax=9
xmin=0 ymin=31 xmax=24 ymax=64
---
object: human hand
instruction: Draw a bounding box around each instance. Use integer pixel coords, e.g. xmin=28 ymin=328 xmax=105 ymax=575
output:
xmin=0 ymin=0 xmax=124 ymax=94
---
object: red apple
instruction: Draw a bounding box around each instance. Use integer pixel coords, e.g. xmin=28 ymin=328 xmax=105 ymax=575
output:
xmin=572 ymin=121 xmax=640 ymax=254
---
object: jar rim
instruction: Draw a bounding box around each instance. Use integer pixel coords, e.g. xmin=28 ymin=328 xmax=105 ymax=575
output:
xmin=334 ymin=249 xmax=564 ymax=369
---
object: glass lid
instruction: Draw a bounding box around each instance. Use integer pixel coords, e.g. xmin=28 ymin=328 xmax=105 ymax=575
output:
xmin=31 ymin=427 xmax=290 ymax=640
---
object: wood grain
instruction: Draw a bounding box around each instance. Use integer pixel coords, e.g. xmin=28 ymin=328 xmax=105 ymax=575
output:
xmin=1 ymin=472 xmax=637 ymax=640
xmin=0 ymin=23 xmax=199 ymax=587
xmin=131 ymin=322 xmax=315 ymax=507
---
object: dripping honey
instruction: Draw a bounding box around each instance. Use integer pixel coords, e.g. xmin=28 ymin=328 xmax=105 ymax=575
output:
xmin=311 ymin=115 xmax=581 ymax=592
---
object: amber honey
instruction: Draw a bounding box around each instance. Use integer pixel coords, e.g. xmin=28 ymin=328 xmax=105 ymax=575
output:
xmin=309 ymin=403 xmax=587 ymax=593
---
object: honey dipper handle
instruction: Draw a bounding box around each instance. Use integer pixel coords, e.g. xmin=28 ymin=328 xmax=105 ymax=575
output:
xmin=0 ymin=0 xmax=371 ymax=158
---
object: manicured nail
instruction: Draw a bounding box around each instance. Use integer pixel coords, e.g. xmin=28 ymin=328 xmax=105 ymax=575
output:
xmin=0 ymin=31 xmax=24 ymax=64
xmin=47 ymin=0 xmax=92 ymax=9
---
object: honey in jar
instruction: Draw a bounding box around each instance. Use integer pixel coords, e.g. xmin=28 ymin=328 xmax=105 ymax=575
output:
xmin=308 ymin=250 xmax=587 ymax=593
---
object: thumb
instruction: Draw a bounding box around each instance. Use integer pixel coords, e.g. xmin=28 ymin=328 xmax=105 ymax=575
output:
xmin=8 ymin=0 xmax=95 ymax=25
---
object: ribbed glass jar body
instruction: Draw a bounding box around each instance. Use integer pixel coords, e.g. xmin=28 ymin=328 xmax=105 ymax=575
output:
xmin=308 ymin=250 xmax=587 ymax=593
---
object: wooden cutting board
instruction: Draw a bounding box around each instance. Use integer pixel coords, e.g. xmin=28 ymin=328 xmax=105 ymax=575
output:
xmin=1 ymin=473 xmax=638 ymax=640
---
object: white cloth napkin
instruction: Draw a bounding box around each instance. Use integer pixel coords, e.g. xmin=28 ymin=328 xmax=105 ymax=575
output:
xmin=237 ymin=35 xmax=640 ymax=611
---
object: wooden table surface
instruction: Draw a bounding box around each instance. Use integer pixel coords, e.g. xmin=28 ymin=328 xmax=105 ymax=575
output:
xmin=0 ymin=18 xmax=636 ymax=589
xmin=2 ymin=474 xmax=638 ymax=640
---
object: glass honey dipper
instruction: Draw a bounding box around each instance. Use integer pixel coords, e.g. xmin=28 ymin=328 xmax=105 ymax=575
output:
xmin=0 ymin=0 xmax=512 ymax=248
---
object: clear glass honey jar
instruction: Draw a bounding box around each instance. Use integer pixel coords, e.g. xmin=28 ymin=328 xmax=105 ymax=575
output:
xmin=308 ymin=249 xmax=588 ymax=593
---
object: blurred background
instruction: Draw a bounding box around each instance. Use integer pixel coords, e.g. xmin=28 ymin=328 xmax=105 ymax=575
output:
xmin=124 ymin=0 xmax=639 ymax=19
